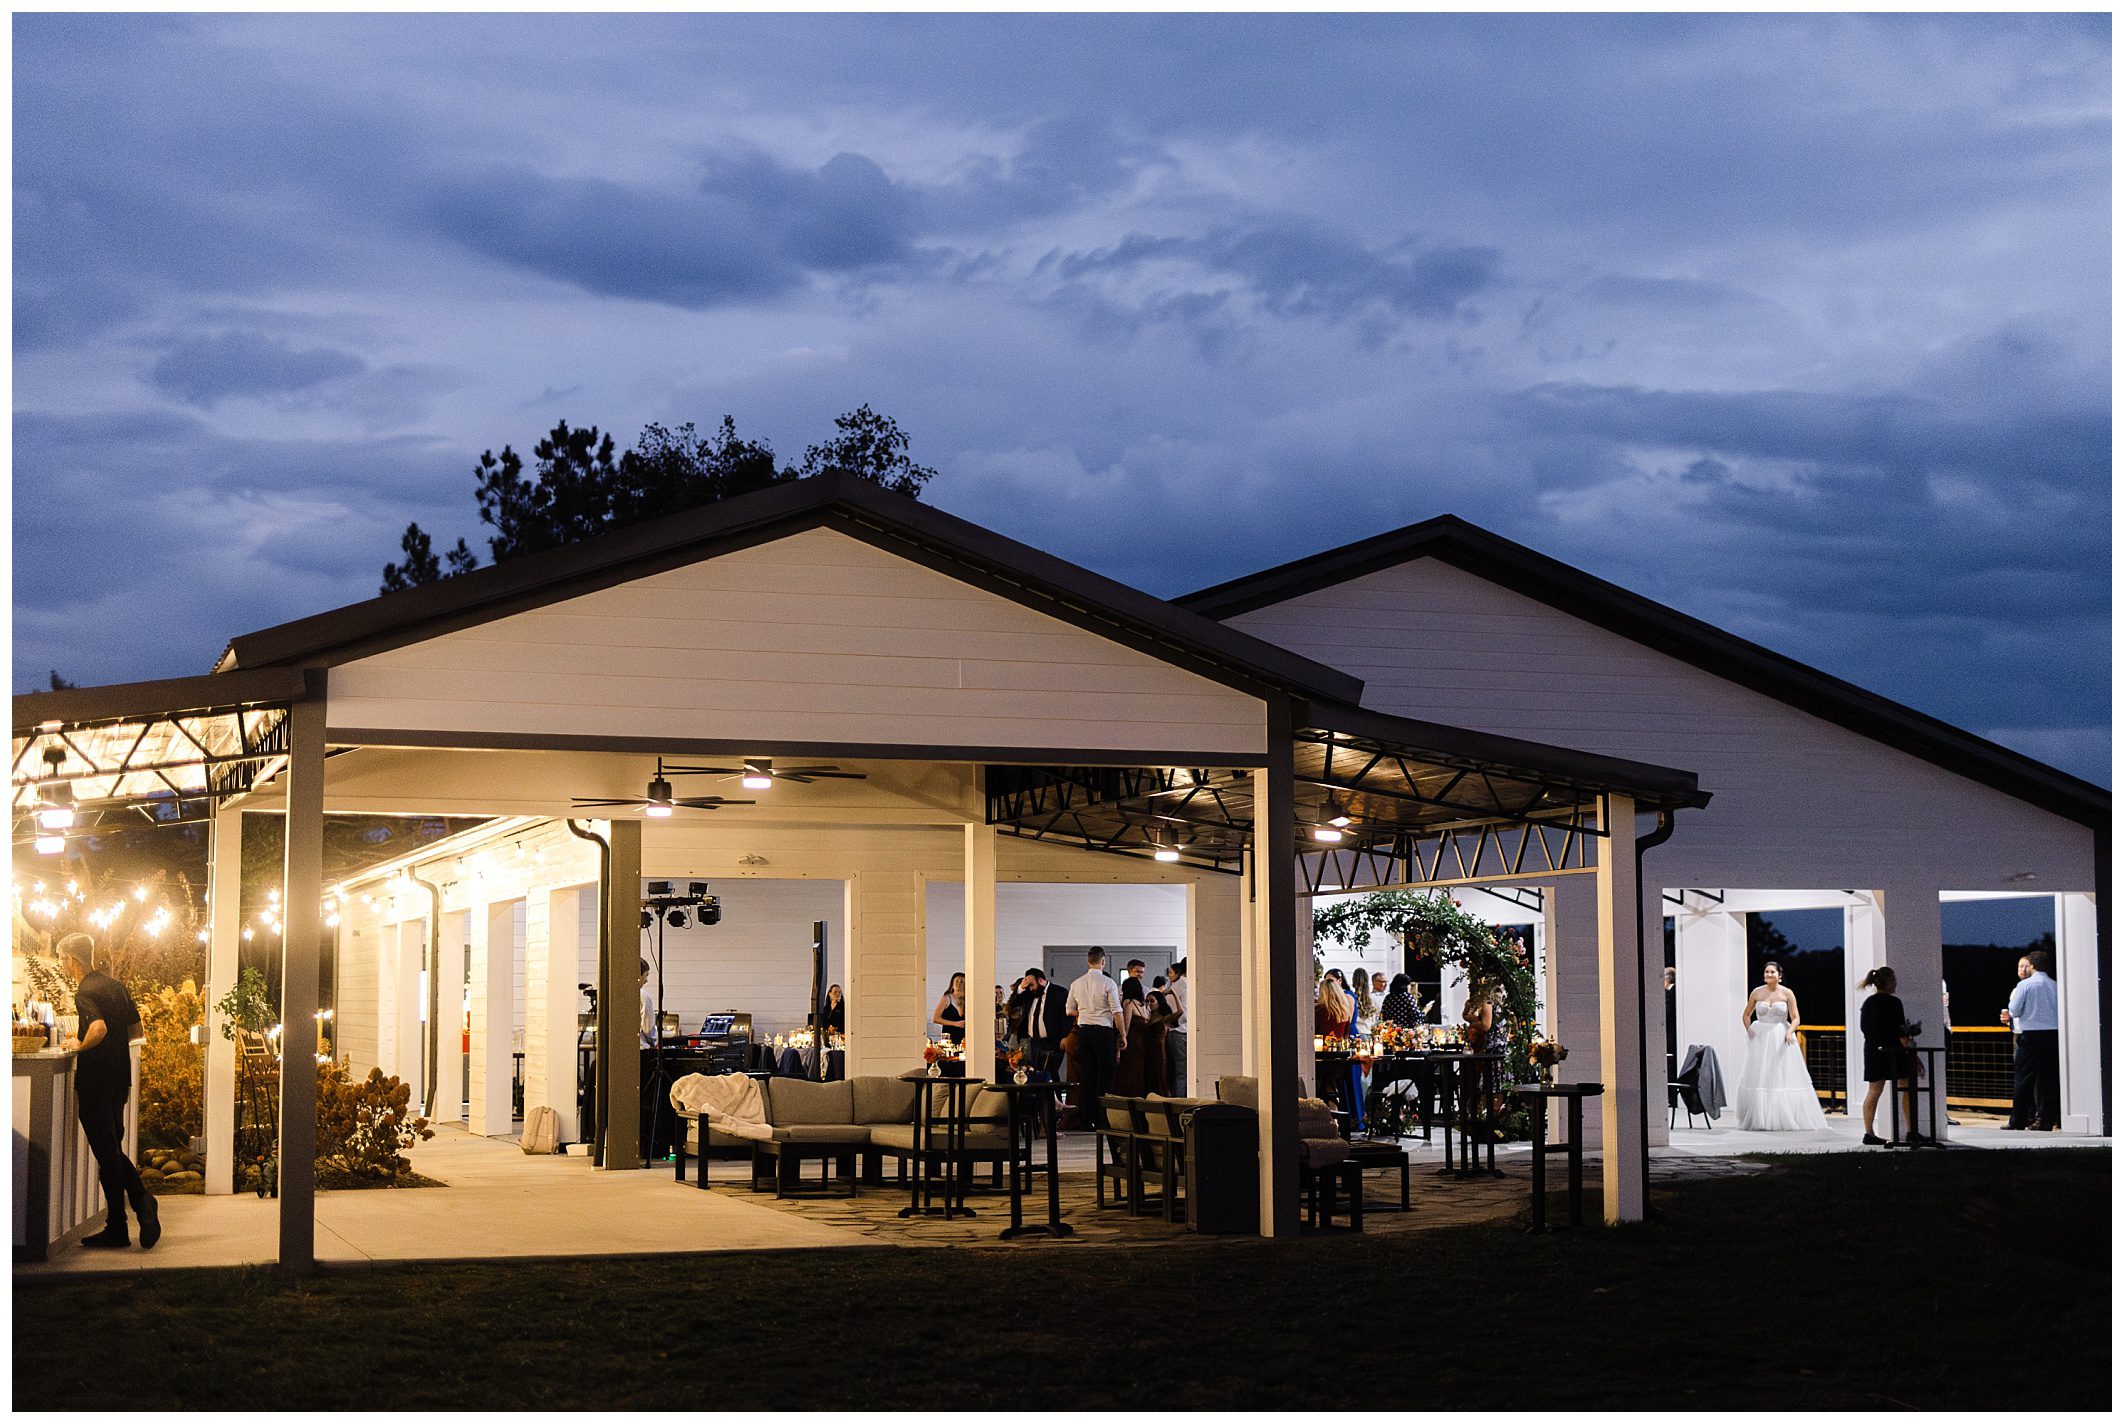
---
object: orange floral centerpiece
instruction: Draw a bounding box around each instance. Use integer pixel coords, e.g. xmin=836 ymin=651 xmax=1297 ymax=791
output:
xmin=1529 ymin=1037 xmax=1568 ymax=1084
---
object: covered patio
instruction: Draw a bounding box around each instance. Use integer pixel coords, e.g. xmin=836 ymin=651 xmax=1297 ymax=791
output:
xmin=15 ymin=474 xmax=1709 ymax=1273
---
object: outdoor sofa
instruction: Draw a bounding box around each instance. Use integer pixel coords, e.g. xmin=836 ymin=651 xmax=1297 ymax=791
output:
xmin=672 ymin=1073 xmax=1014 ymax=1198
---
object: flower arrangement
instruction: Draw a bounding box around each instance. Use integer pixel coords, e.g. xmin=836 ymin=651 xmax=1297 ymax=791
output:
xmin=1529 ymin=1037 xmax=1569 ymax=1083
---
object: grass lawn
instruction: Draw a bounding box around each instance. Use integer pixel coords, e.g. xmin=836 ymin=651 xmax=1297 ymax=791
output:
xmin=15 ymin=1148 xmax=2109 ymax=1410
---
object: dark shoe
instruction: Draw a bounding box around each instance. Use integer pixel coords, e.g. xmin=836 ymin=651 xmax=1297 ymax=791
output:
xmin=1904 ymin=1132 xmax=1932 ymax=1146
xmin=1862 ymin=1133 xmax=1887 ymax=1146
xmin=137 ymin=1195 xmax=161 ymax=1250
xmin=79 ymin=1227 xmax=130 ymax=1250
xmin=2001 ymin=1124 xmax=2025 ymax=1131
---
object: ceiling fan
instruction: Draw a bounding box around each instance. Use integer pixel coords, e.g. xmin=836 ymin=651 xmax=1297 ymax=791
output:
xmin=661 ymin=757 xmax=867 ymax=791
xmin=569 ymin=758 xmax=756 ymax=819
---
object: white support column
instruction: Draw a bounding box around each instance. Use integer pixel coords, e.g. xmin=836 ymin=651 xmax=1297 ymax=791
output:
xmin=847 ymin=871 xmax=925 ymax=1079
xmin=1879 ymin=885 xmax=1946 ymax=1132
xmin=1251 ymin=740 xmax=1299 ymax=1238
xmin=1593 ymin=793 xmax=1646 ymax=1224
xmin=468 ymin=898 xmax=516 ymax=1137
xmin=1673 ymin=906 xmax=1748 ymax=1102
xmin=276 ymin=695 xmax=325 ymax=1275
xmin=1185 ymin=874 xmax=1243 ymax=1098
xmin=541 ymin=887 xmax=580 ymax=1142
xmin=2056 ymin=891 xmax=2102 ymax=1134
xmin=963 ymin=824 xmax=998 ymax=1082
xmin=434 ymin=910 xmax=467 ymax=1123
xmin=203 ymin=804 xmax=242 ymax=1195
xmin=1843 ymin=893 xmax=1889 ymax=1114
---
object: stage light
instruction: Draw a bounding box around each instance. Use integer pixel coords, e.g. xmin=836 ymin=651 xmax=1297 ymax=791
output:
xmin=665 ymin=907 xmax=689 ymax=929
xmin=647 ymin=881 xmax=673 ymax=897
xmin=640 ymin=909 xmax=654 ymax=930
xmin=687 ymin=881 xmax=707 ymax=898
xmin=696 ymin=898 xmax=721 ymax=927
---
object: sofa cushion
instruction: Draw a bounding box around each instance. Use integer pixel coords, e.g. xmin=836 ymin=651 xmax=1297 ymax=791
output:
xmin=851 ymin=1075 xmax=918 ymax=1125
xmin=967 ymin=1087 xmax=1011 ymax=1124
xmin=768 ymin=1123 xmax=875 ymax=1147
xmin=767 ymin=1077 xmax=855 ymax=1127
xmin=1217 ymin=1075 xmax=1259 ymax=1111
xmin=869 ymin=1122 xmax=1010 ymax=1154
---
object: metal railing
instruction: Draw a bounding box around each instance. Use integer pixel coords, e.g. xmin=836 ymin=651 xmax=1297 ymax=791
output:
xmin=1796 ymin=1025 xmax=2015 ymax=1108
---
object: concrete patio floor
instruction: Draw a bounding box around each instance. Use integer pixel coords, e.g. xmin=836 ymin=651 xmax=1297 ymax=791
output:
xmin=17 ymin=1107 xmax=2099 ymax=1277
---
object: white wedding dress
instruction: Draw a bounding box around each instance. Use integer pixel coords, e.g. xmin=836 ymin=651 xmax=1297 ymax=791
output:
xmin=1734 ymin=999 xmax=1828 ymax=1131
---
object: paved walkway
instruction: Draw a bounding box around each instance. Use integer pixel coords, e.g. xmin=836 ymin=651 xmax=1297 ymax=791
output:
xmin=17 ymin=1110 xmax=2098 ymax=1275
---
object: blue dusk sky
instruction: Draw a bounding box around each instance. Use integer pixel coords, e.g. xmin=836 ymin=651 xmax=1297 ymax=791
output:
xmin=12 ymin=13 xmax=2111 ymax=784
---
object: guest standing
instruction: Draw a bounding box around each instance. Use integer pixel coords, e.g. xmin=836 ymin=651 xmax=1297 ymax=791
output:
xmin=2001 ymin=950 xmax=2060 ymax=1131
xmin=821 ymin=983 xmax=846 ymax=1035
xmin=930 ymin=972 xmax=966 ymax=1046
xmin=1349 ymin=967 xmax=1378 ymax=1037
xmin=1015 ymin=969 xmax=1070 ymax=1077
xmin=1163 ymin=959 xmax=1190 ymax=1096
xmin=1066 ymin=948 xmax=1124 ymax=1129
xmin=1858 ymin=967 xmax=1921 ymax=1145
xmin=58 ymin=938 xmax=158 ymax=1250
xmin=1114 ymin=977 xmax=1162 ymax=1096
xmin=1315 ymin=972 xmax=1353 ymax=1038
xmin=1380 ymin=974 xmax=1421 ymax=1030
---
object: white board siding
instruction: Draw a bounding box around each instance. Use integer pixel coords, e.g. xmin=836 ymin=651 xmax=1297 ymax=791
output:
xmin=1227 ymin=559 xmax=2096 ymax=892
xmin=327 ymin=527 xmax=1266 ymax=756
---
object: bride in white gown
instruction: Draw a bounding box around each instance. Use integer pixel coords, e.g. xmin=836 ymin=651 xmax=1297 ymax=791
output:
xmin=1735 ymin=961 xmax=1828 ymax=1131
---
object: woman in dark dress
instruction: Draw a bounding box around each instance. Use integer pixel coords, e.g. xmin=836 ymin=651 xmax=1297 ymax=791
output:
xmin=821 ymin=984 xmax=846 ymax=1034
xmin=1858 ymin=966 xmax=1921 ymax=1145
xmin=931 ymin=972 xmax=966 ymax=1046
xmin=1113 ymin=976 xmax=1163 ymax=1096
xmin=1380 ymin=973 xmax=1421 ymax=1030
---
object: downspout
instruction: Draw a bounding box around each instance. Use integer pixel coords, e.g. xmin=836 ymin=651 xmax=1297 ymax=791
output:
xmin=407 ymin=869 xmax=444 ymax=1120
xmin=1633 ymin=808 xmax=1677 ymax=1221
xmin=566 ymin=819 xmax=611 ymax=1168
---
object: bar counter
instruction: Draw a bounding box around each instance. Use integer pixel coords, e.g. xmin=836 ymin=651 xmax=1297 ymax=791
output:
xmin=12 ymin=1045 xmax=141 ymax=1262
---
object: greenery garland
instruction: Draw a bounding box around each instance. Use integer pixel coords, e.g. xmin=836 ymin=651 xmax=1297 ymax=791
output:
xmin=1313 ymin=889 xmax=1543 ymax=1138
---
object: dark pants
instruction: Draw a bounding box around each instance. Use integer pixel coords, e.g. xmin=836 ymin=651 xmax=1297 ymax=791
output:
xmin=2011 ymin=1030 xmax=2060 ymax=1129
xmin=1167 ymin=1031 xmax=1188 ymax=1096
xmin=77 ymin=1085 xmax=144 ymax=1231
xmin=1077 ymin=1024 xmax=1118 ymax=1129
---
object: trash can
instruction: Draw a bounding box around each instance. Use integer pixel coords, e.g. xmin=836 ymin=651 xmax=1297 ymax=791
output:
xmin=1184 ymin=1103 xmax=1260 ymax=1234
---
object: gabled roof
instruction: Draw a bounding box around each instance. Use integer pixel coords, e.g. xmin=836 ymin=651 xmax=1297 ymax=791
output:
xmin=1177 ymin=515 xmax=2109 ymax=830
xmin=217 ymin=473 xmax=1364 ymax=707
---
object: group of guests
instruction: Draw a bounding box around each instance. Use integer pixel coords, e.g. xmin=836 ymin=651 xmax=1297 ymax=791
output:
xmin=940 ymin=947 xmax=1190 ymax=1128
xmin=1313 ymin=965 xmax=1501 ymax=1053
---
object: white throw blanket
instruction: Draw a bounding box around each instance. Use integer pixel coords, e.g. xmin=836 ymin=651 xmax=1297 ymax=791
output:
xmin=670 ymin=1071 xmax=772 ymax=1142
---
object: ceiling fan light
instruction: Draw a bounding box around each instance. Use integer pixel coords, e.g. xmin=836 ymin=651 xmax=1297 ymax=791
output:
xmin=643 ymin=803 xmax=674 ymax=818
xmin=741 ymin=774 xmax=773 ymax=791
xmin=1312 ymin=826 xmax=1345 ymax=844
xmin=1152 ymin=847 xmax=1181 ymax=863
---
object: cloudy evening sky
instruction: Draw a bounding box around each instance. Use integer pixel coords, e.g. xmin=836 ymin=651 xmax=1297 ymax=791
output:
xmin=12 ymin=12 xmax=2111 ymax=784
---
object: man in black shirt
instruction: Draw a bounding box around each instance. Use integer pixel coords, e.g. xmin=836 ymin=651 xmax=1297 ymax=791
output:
xmin=59 ymin=939 xmax=158 ymax=1250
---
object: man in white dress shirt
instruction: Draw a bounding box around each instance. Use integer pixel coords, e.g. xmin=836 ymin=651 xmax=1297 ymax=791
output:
xmin=2001 ymin=950 xmax=2060 ymax=1130
xmin=1066 ymin=946 xmax=1122 ymax=1129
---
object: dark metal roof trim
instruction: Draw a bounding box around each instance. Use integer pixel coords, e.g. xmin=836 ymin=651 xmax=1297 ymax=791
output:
xmin=1179 ymin=514 xmax=2107 ymax=829
xmin=13 ymin=667 xmax=315 ymax=736
xmin=1297 ymin=699 xmax=1709 ymax=811
xmin=218 ymin=473 xmax=1363 ymax=706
